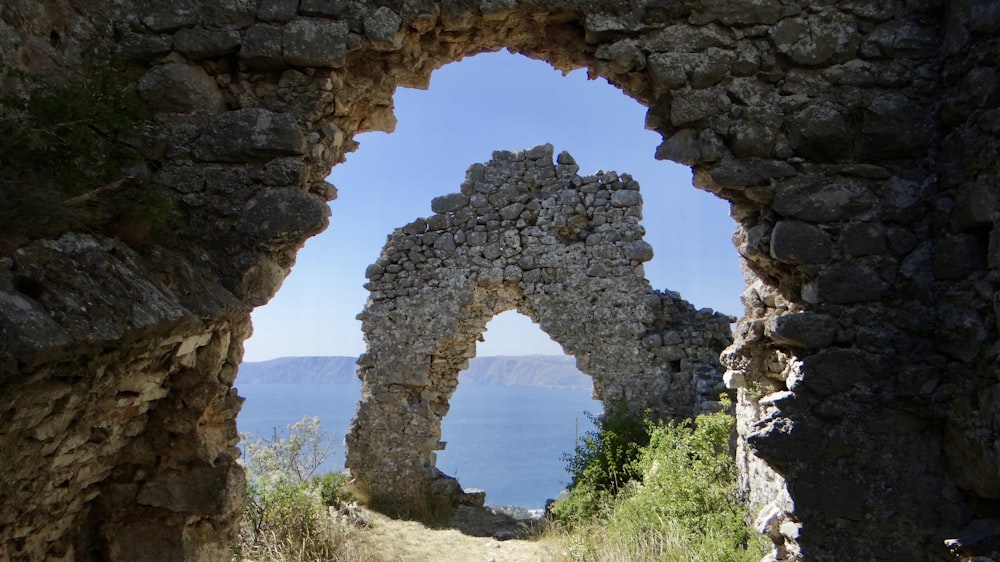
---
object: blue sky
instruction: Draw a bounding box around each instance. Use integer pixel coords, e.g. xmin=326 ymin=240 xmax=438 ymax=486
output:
xmin=242 ymin=51 xmax=743 ymax=362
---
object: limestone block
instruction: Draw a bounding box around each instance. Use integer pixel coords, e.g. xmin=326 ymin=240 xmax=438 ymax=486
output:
xmin=841 ymin=222 xmax=886 ymax=257
xmin=772 ymin=176 xmax=872 ymax=223
xmin=299 ymin=0 xmax=348 ymax=18
xmin=595 ymin=39 xmax=644 ymax=74
xmin=257 ymin=0 xmax=298 ymax=22
xmin=860 ymin=19 xmax=938 ymax=59
xmin=174 ymin=28 xmax=241 ymax=59
xmin=692 ymin=0 xmax=783 ymax=26
xmin=729 ymin=111 xmax=780 ymax=158
xmin=192 ymin=108 xmax=306 ymax=162
xmin=432 ymin=193 xmax=469 ymax=213
xmin=237 ymin=187 xmax=329 ymax=245
xmin=240 ymin=24 xmax=286 ymax=69
xmin=642 ymin=23 xmax=734 ymax=53
xmin=785 ymin=101 xmax=852 ymax=161
xmin=610 ymin=189 xmax=642 ymax=208
xmin=137 ymin=63 xmax=226 ymax=115
xmin=283 ymin=18 xmax=349 ymax=67
xmin=10 ymin=235 xmax=188 ymax=344
xmin=771 ymin=12 xmax=859 ymax=66
xmin=138 ymin=1 xmax=200 ymax=32
xmin=822 ymin=60 xmax=878 ymax=86
xmin=690 ymin=48 xmax=735 ymax=88
xmin=769 ymin=220 xmax=832 ymax=264
xmin=860 ymin=92 xmax=933 ymax=159
xmin=364 ymin=6 xmax=403 ymax=51
xmin=802 ymin=262 xmax=889 ymax=304
xmin=116 ymin=32 xmax=173 ymax=61
xmin=0 ymin=290 xmax=72 ymax=364
xmin=707 ymin=157 xmax=796 ymax=188
xmin=656 ymin=128 xmax=724 ymax=165
xmin=669 ymin=87 xmax=729 ymax=126
xmin=765 ymin=312 xmax=836 ymax=349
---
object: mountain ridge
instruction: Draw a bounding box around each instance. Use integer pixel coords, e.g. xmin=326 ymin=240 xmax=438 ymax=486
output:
xmin=236 ymin=355 xmax=592 ymax=390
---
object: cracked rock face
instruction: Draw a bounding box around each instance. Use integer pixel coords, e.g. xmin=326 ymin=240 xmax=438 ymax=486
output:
xmin=346 ymin=144 xmax=732 ymax=510
xmin=0 ymin=1 xmax=998 ymax=561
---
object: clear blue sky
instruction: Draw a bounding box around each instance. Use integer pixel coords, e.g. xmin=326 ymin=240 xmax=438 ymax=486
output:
xmin=242 ymin=51 xmax=743 ymax=362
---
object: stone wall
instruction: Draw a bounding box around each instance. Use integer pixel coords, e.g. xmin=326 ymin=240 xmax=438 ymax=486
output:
xmin=345 ymin=144 xmax=732 ymax=510
xmin=0 ymin=1 xmax=998 ymax=561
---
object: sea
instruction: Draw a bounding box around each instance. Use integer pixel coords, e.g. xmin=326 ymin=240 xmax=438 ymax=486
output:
xmin=236 ymin=381 xmax=601 ymax=510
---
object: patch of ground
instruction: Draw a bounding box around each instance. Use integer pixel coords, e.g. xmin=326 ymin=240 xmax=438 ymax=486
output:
xmin=363 ymin=505 xmax=562 ymax=562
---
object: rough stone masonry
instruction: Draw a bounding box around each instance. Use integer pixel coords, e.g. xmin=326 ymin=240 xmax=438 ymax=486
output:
xmin=0 ymin=1 xmax=998 ymax=561
xmin=345 ymin=144 xmax=733 ymax=510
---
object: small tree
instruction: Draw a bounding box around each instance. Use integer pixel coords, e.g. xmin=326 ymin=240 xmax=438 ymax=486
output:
xmin=236 ymin=416 xmax=354 ymax=561
xmin=241 ymin=416 xmax=336 ymax=485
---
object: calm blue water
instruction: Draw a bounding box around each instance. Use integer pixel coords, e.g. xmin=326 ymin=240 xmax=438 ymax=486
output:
xmin=236 ymin=382 xmax=600 ymax=509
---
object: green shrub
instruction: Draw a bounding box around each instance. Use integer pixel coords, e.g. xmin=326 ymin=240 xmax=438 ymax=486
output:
xmin=563 ymin=409 xmax=650 ymax=496
xmin=550 ymin=400 xmax=769 ymax=561
xmin=237 ymin=416 xmax=368 ymax=561
xmin=314 ymin=471 xmax=352 ymax=508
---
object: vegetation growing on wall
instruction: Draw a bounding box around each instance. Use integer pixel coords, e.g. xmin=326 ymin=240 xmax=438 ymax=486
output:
xmin=0 ymin=60 xmax=179 ymax=254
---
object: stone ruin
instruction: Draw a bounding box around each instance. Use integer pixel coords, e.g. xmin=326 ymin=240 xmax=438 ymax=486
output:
xmin=0 ymin=1 xmax=999 ymax=561
xmin=345 ymin=144 xmax=733 ymax=510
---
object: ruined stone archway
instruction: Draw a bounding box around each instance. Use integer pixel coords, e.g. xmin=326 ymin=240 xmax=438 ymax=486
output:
xmin=345 ymin=144 xmax=732 ymax=510
xmin=1 ymin=1 xmax=998 ymax=561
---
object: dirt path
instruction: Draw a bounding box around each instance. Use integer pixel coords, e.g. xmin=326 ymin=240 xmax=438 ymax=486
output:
xmin=363 ymin=506 xmax=563 ymax=562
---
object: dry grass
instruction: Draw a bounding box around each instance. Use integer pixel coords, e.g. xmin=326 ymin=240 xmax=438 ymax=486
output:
xmin=235 ymin=503 xmax=562 ymax=562
xmin=235 ymin=504 xmax=393 ymax=562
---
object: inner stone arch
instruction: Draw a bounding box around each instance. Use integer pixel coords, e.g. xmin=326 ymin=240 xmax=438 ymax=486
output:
xmin=346 ymin=144 xmax=732 ymax=511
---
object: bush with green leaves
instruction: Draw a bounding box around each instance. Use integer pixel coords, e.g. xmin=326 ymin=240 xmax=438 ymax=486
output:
xmin=551 ymin=409 xmax=649 ymax=528
xmin=236 ymin=416 xmax=363 ymax=561
xmin=550 ymin=400 xmax=769 ymax=561
xmin=562 ymin=409 xmax=650 ymax=496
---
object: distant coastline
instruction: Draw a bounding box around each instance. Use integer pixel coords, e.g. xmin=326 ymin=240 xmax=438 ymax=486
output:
xmin=237 ymin=355 xmax=591 ymax=390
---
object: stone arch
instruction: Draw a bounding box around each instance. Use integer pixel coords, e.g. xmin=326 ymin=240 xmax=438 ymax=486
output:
xmin=345 ymin=144 xmax=732 ymax=510
xmin=0 ymin=2 xmax=997 ymax=561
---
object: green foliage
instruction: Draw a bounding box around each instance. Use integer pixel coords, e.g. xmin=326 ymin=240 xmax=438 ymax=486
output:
xmin=562 ymin=409 xmax=650 ymax=495
xmin=0 ymin=58 xmax=179 ymax=252
xmin=550 ymin=399 xmax=769 ymax=562
xmin=237 ymin=416 xmax=368 ymax=561
xmin=314 ymin=471 xmax=352 ymax=508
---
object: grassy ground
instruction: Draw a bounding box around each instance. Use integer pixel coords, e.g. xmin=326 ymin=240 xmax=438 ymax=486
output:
xmin=364 ymin=505 xmax=559 ymax=562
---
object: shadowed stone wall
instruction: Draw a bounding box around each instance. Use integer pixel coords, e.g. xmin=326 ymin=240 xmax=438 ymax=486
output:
xmin=0 ymin=1 xmax=998 ymax=560
xmin=345 ymin=144 xmax=732 ymax=510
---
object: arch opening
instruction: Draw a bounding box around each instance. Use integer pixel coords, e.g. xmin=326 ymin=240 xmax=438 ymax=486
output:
xmin=436 ymin=310 xmax=599 ymax=511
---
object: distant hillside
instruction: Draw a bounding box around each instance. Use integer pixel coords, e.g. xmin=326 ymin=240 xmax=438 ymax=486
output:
xmin=236 ymin=355 xmax=591 ymax=390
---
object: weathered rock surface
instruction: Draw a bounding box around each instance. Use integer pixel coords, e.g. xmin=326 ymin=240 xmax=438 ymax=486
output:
xmin=0 ymin=1 xmax=997 ymax=561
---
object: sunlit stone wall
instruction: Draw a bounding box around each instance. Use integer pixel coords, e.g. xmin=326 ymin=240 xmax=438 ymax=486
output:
xmin=346 ymin=144 xmax=732 ymax=510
